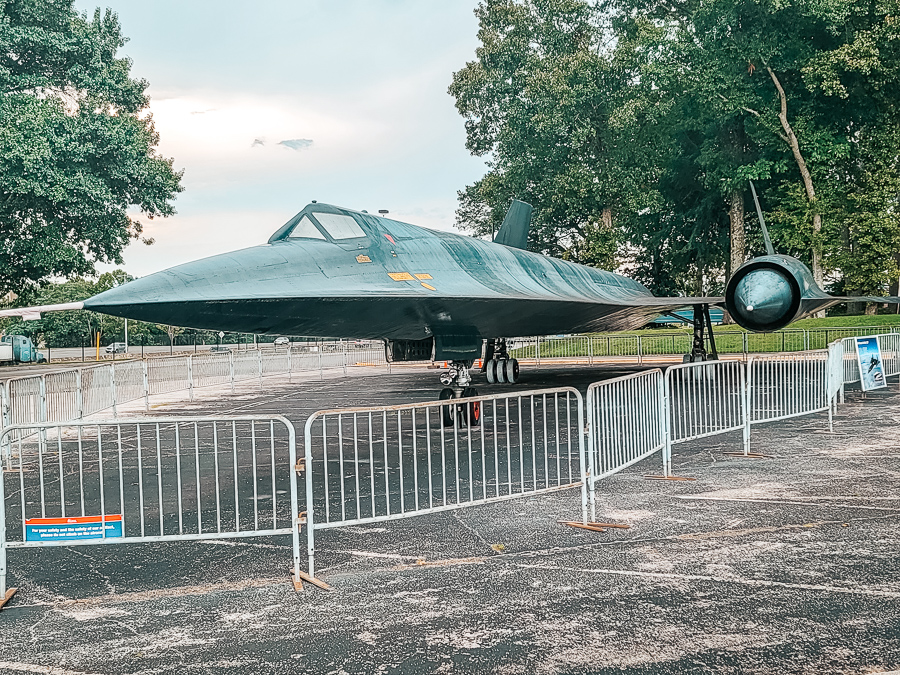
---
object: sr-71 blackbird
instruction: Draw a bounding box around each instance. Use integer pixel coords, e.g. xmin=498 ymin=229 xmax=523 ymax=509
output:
xmin=3 ymin=198 xmax=897 ymax=413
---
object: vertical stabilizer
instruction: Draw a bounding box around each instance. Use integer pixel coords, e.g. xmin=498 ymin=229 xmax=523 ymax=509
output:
xmin=494 ymin=200 xmax=532 ymax=250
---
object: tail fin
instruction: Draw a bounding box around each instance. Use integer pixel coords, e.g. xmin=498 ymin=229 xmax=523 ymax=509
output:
xmin=494 ymin=199 xmax=532 ymax=250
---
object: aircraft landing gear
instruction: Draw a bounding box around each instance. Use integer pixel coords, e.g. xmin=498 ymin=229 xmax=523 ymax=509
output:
xmin=484 ymin=338 xmax=520 ymax=384
xmin=438 ymin=361 xmax=481 ymax=427
xmin=683 ymin=303 xmax=720 ymax=363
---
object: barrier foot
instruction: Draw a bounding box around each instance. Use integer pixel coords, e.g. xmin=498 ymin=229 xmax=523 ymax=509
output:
xmin=559 ymin=521 xmax=606 ymax=533
xmin=644 ymin=475 xmax=696 ymax=481
xmin=0 ymin=588 xmax=17 ymax=610
xmin=291 ymin=569 xmax=332 ymax=592
xmin=559 ymin=520 xmax=630 ymax=532
xmin=722 ymin=452 xmax=773 ymax=459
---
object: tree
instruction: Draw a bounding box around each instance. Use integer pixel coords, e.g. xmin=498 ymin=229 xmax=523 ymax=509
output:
xmin=0 ymin=0 xmax=182 ymax=296
xmin=453 ymin=0 xmax=900 ymax=307
xmin=449 ymin=0 xmax=662 ymax=268
xmin=0 ymin=270 xmax=170 ymax=347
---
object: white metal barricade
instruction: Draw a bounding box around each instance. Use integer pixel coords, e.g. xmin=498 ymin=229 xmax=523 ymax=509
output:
xmin=664 ymin=360 xmax=749 ymax=458
xmin=44 ymin=371 xmax=80 ymax=423
xmin=878 ymin=333 xmax=900 ymax=378
xmin=192 ymin=353 xmax=232 ymax=390
xmin=147 ymin=356 xmax=190 ymax=396
xmin=6 ymin=376 xmax=42 ymax=427
xmin=841 ymin=337 xmax=860 ymax=385
xmin=586 ymin=370 xmax=666 ymax=517
xmin=0 ymin=415 xmax=300 ymax=599
xmin=748 ymin=352 xmax=829 ymax=425
xmin=302 ymin=387 xmax=585 ymax=577
xmin=114 ymin=361 xmax=145 ymax=408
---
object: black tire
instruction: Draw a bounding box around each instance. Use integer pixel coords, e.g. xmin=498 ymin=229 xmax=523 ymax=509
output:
xmin=439 ymin=387 xmax=455 ymax=427
xmin=496 ymin=358 xmax=508 ymax=384
xmin=505 ymin=358 xmax=520 ymax=384
xmin=486 ymin=359 xmax=497 ymax=384
xmin=461 ymin=387 xmax=481 ymax=427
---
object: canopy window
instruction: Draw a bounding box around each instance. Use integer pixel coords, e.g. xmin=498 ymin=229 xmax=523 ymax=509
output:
xmin=288 ymin=215 xmax=326 ymax=240
xmin=314 ymin=213 xmax=366 ymax=240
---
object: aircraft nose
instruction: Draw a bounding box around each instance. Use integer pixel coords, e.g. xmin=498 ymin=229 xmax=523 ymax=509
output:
xmin=731 ymin=268 xmax=794 ymax=326
xmin=82 ymin=244 xmax=291 ymax=321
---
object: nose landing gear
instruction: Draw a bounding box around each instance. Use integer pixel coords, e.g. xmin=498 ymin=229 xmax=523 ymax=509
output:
xmin=438 ymin=360 xmax=481 ymax=427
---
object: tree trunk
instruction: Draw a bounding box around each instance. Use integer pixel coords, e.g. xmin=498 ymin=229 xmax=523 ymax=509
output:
xmin=890 ymin=252 xmax=900 ymax=302
xmin=728 ymin=188 xmax=746 ymax=279
xmin=767 ymin=66 xmax=824 ymax=316
xmin=601 ymin=207 xmax=613 ymax=231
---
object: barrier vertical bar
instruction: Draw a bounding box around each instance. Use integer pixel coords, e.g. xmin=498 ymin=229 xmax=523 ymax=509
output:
xmin=660 ymin=371 xmax=671 ymax=477
xmin=288 ymin=345 xmax=293 ymax=384
xmin=188 ymin=355 xmax=194 ymax=402
xmin=109 ymin=365 xmax=118 ymax=418
xmin=0 ymin=465 xmax=7 ymax=598
xmin=304 ymin=420 xmax=316 ymax=579
xmin=229 ymin=350 xmax=235 ymax=393
xmin=741 ymin=360 xmax=751 ymax=455
xmin=584 ymin=388 xmax=595 ymax=522
xmin=39 ymin=376 xmax=47 ymax=424
xmin=258 ymin=350 xmax=263 ymax=390
xmin=142 ymin=360 xmax=149 ymax=411
xmin=638 ymin=336 xmax=643 ymax=365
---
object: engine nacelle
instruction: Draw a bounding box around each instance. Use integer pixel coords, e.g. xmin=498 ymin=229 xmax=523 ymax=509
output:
xmin=725 ymin=255 xmax=820 ymax=332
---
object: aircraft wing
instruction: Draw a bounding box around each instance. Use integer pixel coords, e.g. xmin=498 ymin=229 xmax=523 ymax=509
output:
xmin=0 ymin=302 xmax=85 ymax=321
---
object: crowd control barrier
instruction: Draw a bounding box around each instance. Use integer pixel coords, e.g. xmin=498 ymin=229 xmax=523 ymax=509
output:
xmin=302 ymin=387 xmax=585 ymax=578
xmin=0 ymin=416 xmax=301 ymax=600
xmin=585 ymin=370 xmax=666 ymax=519
xmin=3 ymin=337 xmax=896 ymax=599
xmin=0 ymin=342 xmax=391 ymax=437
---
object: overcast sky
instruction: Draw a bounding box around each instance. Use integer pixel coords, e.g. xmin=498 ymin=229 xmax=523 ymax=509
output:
xmin=73 ymin=0 xmax=487 ymax=277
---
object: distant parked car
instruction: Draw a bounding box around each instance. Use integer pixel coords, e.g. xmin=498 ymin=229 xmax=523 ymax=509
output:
xmin=274 ymin=337 xmax=290 ymax=346
xmin=210 ymin=345 xmax=231 ymax=352
xmin=105 ymin=342 xmax=127 ymax=354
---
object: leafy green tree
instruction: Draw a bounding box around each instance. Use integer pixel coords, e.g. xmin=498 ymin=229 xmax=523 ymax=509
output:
xmin=449 ymin=0 xmax=664 ymax=268
xmin=453 ymin=0 xmax=900 ymax=306
xmin=0 ymin=0 xmax=182 ymax=296
xmin=0 ymin=271 xmax=170 ymax=347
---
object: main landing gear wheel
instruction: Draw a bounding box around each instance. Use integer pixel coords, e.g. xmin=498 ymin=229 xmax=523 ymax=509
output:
xmin=486 ymin=359 xmax=498 ymax=384
xmin=504 ymin=358 xmax=520 ymax=384
xmin=486 ymin=358 xmax=520 ymax=385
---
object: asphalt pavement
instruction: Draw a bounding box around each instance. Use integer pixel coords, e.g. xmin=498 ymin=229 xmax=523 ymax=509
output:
xmin=0 ymin=364 xmax=898 ymax=674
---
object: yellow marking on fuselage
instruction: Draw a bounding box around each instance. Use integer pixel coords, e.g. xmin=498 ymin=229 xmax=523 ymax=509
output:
xmin=356 ymin=254 xmax=372 ymax=263
xmin=421 ymin=283 xmax=436 ymax=290
xmin=414 ymin=273 xmax=433 ymax=280
xmin=388 ymin=272 xmax=415 ymax=281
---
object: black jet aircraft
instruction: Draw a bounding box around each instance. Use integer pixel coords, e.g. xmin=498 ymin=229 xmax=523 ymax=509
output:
xmin=3 ymin=197 xmax=897 ymax=409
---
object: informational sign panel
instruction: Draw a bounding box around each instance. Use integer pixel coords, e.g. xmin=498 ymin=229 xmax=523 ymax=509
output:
xmin=855 ymin=336 xmax=887 ymax=392
xmin=25 ymin=515 xmax=123 ymax=542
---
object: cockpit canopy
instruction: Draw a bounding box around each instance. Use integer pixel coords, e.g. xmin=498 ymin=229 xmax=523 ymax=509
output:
xmin=268 ymin=205 xmax=369 ymax=244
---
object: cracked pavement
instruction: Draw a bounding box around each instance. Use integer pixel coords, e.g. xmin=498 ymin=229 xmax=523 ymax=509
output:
xmin=1 ymin=364 xmax=899 ymax=674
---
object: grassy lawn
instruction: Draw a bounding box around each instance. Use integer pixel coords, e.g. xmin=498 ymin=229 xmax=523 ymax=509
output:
xmin=508 ymin=314 xmax=899 ymax=358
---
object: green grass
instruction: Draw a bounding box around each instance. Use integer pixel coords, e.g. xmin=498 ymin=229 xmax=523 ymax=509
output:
xmin=506 ymin=315 xmax=898 ymax=359
xmin=582 ymin=313 xmax=900 ymax=338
